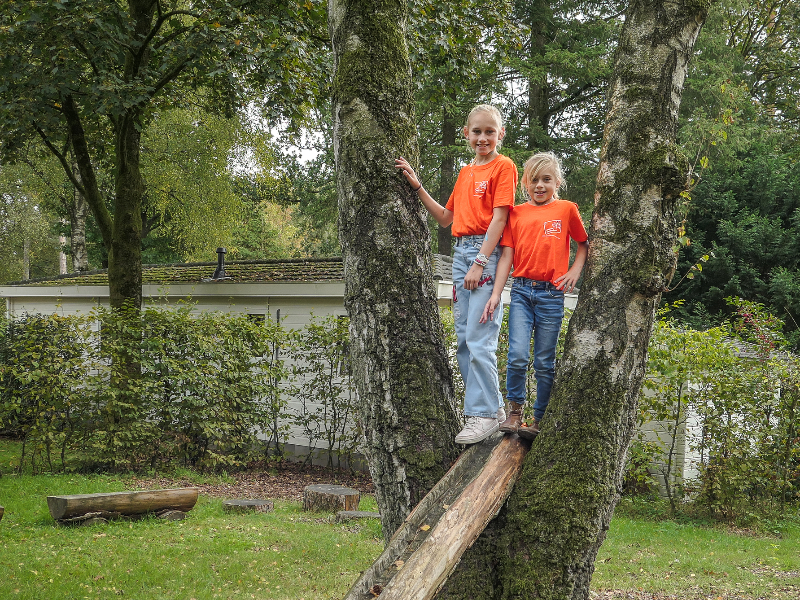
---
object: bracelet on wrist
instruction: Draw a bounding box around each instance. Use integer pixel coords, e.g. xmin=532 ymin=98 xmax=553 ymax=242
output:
xmin=413 ymin=183 xmax=422 ymax=191
xmin=473 ymin=253 xmax=489 ymax=267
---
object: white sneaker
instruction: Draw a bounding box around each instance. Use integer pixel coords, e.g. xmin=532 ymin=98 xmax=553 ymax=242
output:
xmin=455 ymin=416 xmax=499 ymax=444
xmin=497 ymin=406 xmax=506 ymax=423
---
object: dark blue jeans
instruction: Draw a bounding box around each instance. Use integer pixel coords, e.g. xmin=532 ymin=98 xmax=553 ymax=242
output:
xmin=506 ymin=278 xmax=564 ymax=420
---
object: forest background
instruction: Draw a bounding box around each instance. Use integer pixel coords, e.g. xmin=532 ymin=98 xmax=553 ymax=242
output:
xmin=1 ymin=0 xmax=799 ymax=348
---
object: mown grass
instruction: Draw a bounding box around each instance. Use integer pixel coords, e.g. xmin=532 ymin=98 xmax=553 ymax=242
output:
xmin=593 ymin=498 xmax=800 ymax=598
xmin=2 ymin=437 xmax=799 ymax=599
xmin=0 ymin=438 xmax=383 ymax=600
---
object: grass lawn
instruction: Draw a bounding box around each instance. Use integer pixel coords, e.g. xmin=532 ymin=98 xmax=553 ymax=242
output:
xmin=2 ymin=437 xmax=799 ymax=599
xmin=594 ymin=500 xmax=800 ymax=599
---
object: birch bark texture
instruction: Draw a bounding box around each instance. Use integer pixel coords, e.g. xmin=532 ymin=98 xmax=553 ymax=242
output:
xmin=437 ymin=1 xmax=712 ymax=599
xmin=329 ymin=0 xmax=461 ymax=540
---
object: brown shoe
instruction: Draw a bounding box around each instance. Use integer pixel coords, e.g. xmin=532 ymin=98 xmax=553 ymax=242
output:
xmin=517 ymin=418 xmax=540 ymax=440
xmin=499 ymin=402 xmax=523 ymax=433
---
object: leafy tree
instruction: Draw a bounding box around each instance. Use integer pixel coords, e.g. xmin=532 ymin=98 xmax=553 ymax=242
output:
xmin=666 ymin=0 xmax=800 ymax=347
xmin=0 ymin=0 xmax=325 ymax=308
xmin=0 ymin=163 xmax=61 ymax=282
xmin=139 ymin=108 xmax=248 ymax=261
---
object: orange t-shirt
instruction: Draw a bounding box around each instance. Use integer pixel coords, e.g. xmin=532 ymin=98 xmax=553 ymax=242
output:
xmin=500 ymin=200 xmax=588 ymax=284
xmin=445 ymin=154 xmax=517 ymax=237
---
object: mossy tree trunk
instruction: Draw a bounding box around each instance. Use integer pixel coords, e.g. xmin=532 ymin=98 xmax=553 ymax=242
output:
xmin=329 ymin=0 xmax=461 ymax=540
xmin=437 ymin=1 xmax=711 ymax=598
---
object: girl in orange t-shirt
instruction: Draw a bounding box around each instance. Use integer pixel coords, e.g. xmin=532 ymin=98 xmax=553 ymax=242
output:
xmin=395 ymin=104 xmax=517 ymax=445
xmin=482 ymin=151 xmax=588 ymax=440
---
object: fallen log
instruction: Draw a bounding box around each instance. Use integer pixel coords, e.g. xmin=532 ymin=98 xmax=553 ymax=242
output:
xmin=341 ymin=433 xmax=529 ymax=600
xmin=47 ymin=488 xmax=199 ymax=521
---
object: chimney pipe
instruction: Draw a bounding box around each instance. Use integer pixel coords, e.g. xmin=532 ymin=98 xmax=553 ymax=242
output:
xmin=211 ymin=247 xmax=227 ymax=281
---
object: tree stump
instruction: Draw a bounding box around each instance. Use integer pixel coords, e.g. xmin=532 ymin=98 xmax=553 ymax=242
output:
xmin=336 ymin=510 xmax=380 ymax=523
xmin=222 ymin=499 xmax=274 ymax=514
xmin=303 ymin=484 xmax=360 ymax=512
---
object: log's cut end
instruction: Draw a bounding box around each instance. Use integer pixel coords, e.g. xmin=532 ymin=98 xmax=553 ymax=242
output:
xmin=222 ymin=499 xmax=274 ymax=514
xmin=47 ymin=488 xmax=199 ymax=521
xmin=303 ymin=484 xmax=360 ymax=513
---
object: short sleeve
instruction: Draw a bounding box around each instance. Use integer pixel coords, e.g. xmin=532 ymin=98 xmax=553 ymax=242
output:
xmin=569 ymin=203 xmax=588 ymax=242
xmin=500 ymin=212 xmax=515 ymax=247
xmin=445 ymin=189 xmax=455 ymax=213
xmin=492 ymin=157 xmax=518 ymax=209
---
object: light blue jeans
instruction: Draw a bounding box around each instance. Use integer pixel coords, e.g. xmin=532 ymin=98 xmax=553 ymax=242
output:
xmin=452 ymin=236 xmax=503 ymax=418
xmin=506 ymin=278 xmax=565 ymax=421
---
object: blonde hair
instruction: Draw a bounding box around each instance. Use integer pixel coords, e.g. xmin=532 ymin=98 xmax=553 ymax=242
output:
xmin=465 ymin=104 xmax=504 ymax=129
xmin=522 ymin=151 xmax=565 ymax=200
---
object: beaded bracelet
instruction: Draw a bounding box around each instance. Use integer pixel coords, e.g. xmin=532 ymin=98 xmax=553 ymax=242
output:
xmin=473 ymin=253 xmax=489 ymax=267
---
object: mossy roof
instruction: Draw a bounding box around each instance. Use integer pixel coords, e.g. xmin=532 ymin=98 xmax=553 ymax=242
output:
xmin=4 ymin=258 xmax=345 ymax=287
xmin=4 ymin=255 xmax=455 ymax=287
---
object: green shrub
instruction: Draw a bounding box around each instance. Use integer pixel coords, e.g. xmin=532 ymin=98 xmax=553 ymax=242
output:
xmin=288 ymin=314 xmax=359 ymax=469
xmin=640 ymin=299 xmax=800 ymax=519
xmin=0 ymin=306 xmax=292 ymax=472
xmin=622 ymin=437 xmax=660 ymax=496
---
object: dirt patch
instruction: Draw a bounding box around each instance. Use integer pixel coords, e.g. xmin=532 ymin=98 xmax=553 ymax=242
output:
xmin=125 ymin=462 xmax=375 ymax=502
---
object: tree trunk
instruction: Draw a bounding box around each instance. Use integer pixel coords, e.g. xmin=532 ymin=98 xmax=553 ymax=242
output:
xmin=329 ymin=0 xmax=461 ymax=541
xmin=525 ymin=0 xmax=552 ymax=151
xmin=70 ymin=159 xmax=89 ymax=272
xmin=437 ymin=106 xmax=456 ymax=257
xmin=22 ymin=237 xmax=30 ymax=280
xmin=107 ymin=0 xmax=153 ymax=311
xmin=110 ymin=114 xmax=144 ymax=310
xmin=437 ymin=1 xmax=710 ymax=598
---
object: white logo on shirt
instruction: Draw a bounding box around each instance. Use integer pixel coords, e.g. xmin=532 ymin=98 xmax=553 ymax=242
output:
xmin=474 ymin=181 xmax=488 ymax=195
xmin=543 ymin=220 xmax=562 ymax=237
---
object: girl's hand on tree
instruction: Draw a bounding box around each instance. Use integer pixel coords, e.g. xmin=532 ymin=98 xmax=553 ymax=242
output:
xmin=395 ymin=157 xmax=421 ymax=190
xmin=480 ymin=295 xmax=500 ymax=323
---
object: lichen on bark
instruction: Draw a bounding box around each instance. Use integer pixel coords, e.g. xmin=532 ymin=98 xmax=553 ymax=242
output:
xmin=330 ymin=0 xmax=461 ymax=541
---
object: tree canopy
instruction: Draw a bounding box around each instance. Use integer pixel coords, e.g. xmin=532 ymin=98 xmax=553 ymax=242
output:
xmin=0 ymin=0 xmax=326 ymax=304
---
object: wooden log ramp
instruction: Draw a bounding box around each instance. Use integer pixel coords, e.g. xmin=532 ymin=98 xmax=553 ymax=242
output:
xmin=342 ymin=432 xmax=529 ymax=600
xmin=47 ymin=488 xmax=199 ymax=524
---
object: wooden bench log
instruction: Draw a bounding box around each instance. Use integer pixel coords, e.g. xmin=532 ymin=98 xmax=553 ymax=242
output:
xmin=222 ymin=499 xmax=274 ymax=514
xmin=303 ymin=484 xmax=359 ymax=513
xmin=47 ymin=488 xmax=199 ymax=521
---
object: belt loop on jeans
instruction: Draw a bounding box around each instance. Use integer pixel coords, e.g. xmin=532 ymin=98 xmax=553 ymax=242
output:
xmin=514 ymin=277 xmax=554 ymax=290
xmin=455 ymin=234 xmax=486 ymax=247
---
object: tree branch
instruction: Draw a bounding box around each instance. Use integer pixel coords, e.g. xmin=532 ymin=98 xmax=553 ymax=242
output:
xmin=33 ymin=123 xmax=87 ymax=199
xmin=61 ymin=96 xmax=114 ymax=250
